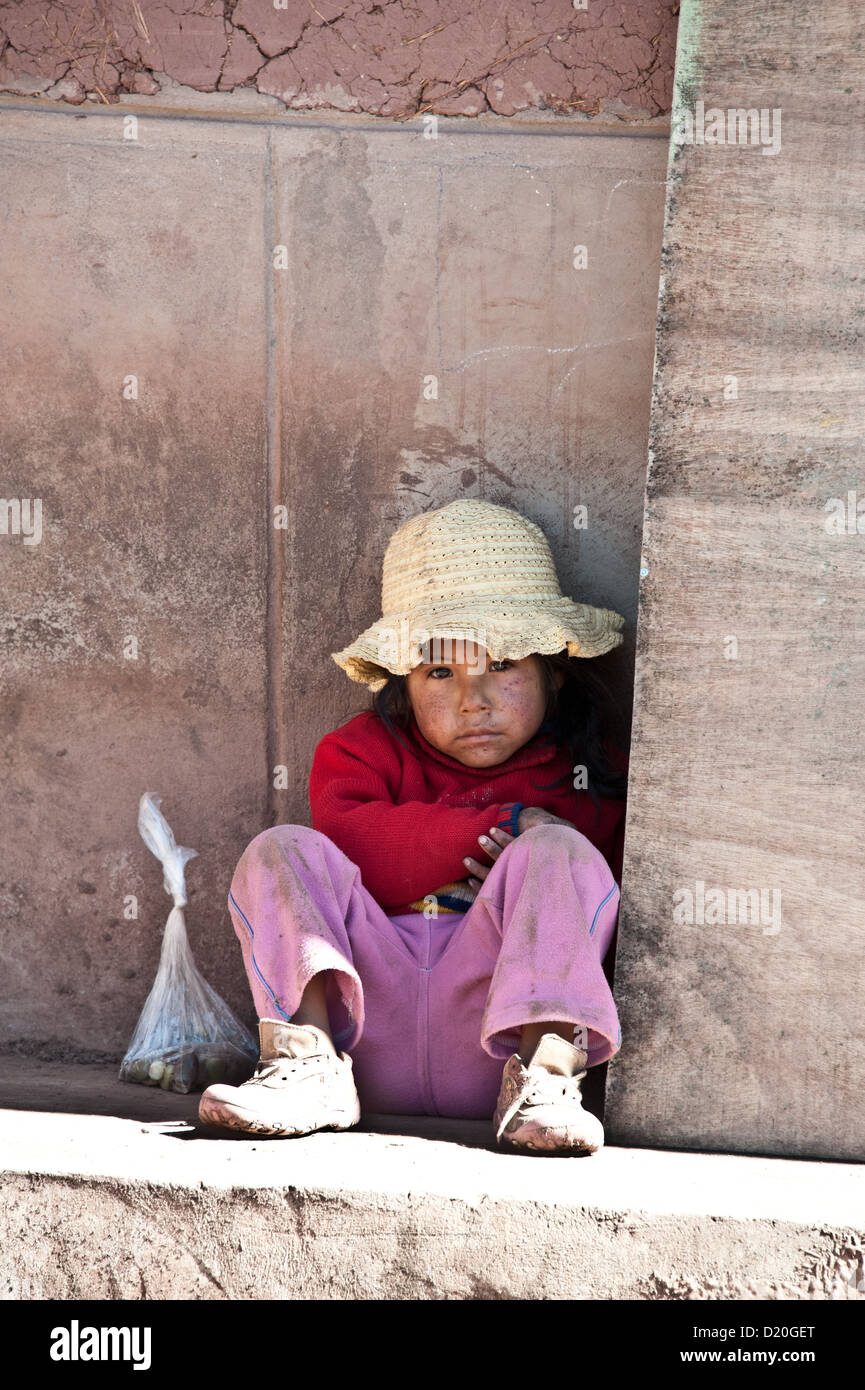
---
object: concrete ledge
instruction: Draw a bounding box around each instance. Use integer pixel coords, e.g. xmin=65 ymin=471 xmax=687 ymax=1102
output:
xmin=1 ymin=1061 xmax=863 ymax=1300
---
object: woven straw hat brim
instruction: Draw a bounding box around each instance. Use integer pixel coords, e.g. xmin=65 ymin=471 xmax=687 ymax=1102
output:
xmin=331 ymin=597 xmax=625 ymax=690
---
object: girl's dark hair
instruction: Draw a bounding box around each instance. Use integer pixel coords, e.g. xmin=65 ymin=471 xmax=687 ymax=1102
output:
xmin=358 ymin=650 xmax=628 ymax=815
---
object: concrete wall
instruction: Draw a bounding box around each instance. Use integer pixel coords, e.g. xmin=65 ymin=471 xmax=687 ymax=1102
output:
xmin=0 ymin=88 xmax=667 ymax=1053
xmin=606 ymin=0 xmax=865 ymax=1161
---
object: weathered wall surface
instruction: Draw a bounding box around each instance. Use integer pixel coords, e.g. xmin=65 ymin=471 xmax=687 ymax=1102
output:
xmin=0 ymin=94 xmax=667 ymax=1053
xmin=606 ymin=0 xmax=865 ymax=1161
xmin=1 ymin=111 xmax=270 ymax=1055
xmin=0 ymin=0 xmax=678 ymax=118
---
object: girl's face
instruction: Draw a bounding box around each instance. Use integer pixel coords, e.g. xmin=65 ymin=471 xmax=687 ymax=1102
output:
xmin=405 ymin=642 xmax=563 ymax=768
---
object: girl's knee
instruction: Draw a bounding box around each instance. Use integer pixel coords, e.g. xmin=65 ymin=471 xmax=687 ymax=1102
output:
xmin=518 ymin=822 xmax=593 ymax=856
xmin=516 ymin=822 xmax=615 ymax=878
xmin=243 ymin=822 xmax=327 ymax=856
xmin=234 ymin=824 xmax=334 ymax=883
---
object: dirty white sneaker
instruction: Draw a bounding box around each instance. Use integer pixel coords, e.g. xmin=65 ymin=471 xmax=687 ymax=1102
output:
xmin=493 ymin=1033 xmax=604 ymax=1155
xmin=198 ymin=1019 xmax=361 ymax=1137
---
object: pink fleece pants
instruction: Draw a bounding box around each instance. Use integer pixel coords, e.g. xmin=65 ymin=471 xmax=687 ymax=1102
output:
xmin=227 ymin=822 xmax=621 ymax=1120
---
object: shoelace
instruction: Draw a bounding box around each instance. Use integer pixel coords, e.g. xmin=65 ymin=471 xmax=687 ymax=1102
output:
xmin=245 ymin=1054 xmax=320 ymax=1086
xmin=496 ymin=1068 xmax=587 ymax=1141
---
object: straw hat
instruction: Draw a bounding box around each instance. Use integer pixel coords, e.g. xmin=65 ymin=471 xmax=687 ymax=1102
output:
xmin=331 ymin=498 xmax=625 ymax=690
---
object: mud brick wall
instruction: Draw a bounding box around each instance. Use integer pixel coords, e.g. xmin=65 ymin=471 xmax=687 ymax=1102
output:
xmin=0 ymin=0 xmax=678 ymax=117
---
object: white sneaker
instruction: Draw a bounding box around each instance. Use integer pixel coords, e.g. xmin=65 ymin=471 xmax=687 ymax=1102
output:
xmin=198 ymin=1019 xmax=361 ymax=1137
xmin=493 ymin=1033 xmax=604 ymax=1155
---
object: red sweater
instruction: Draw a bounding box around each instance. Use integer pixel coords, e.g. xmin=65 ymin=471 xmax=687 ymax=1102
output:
xmin=309 ymin=710 xmax=628 ymax=915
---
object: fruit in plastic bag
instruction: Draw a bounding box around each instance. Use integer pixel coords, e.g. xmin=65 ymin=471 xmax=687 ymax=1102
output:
xmin=119 ymin=793 xmax=258 ymax=1095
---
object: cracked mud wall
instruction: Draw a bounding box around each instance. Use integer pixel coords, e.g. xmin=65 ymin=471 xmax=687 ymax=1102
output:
xmin=0 ymin=0 xmax=678 ymax=117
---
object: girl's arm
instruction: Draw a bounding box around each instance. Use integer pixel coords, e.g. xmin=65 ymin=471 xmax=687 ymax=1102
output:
xmin=309 ymin=735 xmax=522 ymax=909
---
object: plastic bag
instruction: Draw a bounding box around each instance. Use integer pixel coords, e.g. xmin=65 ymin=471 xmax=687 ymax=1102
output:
xmin=119 ymin=793 xmax=258 ymax=1094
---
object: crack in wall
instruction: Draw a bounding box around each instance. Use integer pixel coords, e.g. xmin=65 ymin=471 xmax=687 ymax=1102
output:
xmin=0 ymin=0 xmax=679 ymax=118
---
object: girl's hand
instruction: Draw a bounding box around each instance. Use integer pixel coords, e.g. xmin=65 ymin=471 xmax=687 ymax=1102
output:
xmin=517 ymin=806 xmax=575 ymax=833
xmin=463 ymin=825 xmax=514 ymax=892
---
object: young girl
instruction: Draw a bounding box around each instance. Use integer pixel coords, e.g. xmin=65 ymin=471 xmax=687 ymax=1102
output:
xmin=199 ymin=499 xmax=629 ymax=1155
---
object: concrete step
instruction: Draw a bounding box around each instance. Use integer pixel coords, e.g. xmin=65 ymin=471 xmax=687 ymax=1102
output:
xmin=1 ymin=1058 xmax=863 ymax=1301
